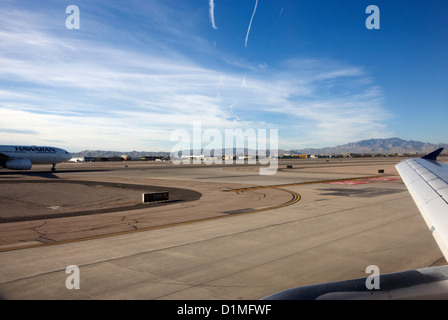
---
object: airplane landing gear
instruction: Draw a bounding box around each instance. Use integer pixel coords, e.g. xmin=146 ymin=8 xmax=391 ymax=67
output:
xmin=51 ymin=163 xmax=56 ymax=172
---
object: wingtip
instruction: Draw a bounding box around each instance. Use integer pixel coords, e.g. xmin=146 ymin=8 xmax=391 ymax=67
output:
xmin=421 ymin=148 xmax=444 ymax=161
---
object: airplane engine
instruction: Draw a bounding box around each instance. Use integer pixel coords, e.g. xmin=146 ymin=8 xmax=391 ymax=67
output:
xmin=5 ymin=158 xmax=32 ymax=170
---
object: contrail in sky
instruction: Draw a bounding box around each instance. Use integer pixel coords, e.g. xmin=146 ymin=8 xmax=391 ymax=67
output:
xmin=229 ymin=104 xmax=240 ymax=123
xmin=245 ymin=0 xmax=258 ymax=47
xmin=209 ymin=0 xmax=218 ymax=29
xmin=279 ymin=7 xmax=284 ymax=18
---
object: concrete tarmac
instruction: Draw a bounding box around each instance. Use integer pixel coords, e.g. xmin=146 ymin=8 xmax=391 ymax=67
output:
xmin=0 ymin=158 xmax=446 ymax=299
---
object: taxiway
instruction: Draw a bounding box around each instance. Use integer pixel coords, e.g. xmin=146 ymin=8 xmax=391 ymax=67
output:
xmin=0 ymin=158 xmax=445 ymax=299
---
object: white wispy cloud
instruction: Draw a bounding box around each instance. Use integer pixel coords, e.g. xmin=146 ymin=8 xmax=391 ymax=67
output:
xmin=0 ymin=3 xmax=393 ymax=152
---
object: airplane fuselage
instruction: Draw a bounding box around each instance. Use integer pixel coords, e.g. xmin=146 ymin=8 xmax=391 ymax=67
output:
xmin=0 ymin=145 xmax=72 ymax=170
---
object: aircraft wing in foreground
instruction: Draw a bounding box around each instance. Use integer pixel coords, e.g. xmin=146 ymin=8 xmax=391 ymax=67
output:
xmin=263 ymin=148 xmax=448 ymax=300
xmin=396 ymin=148 xmax=448 ymax=261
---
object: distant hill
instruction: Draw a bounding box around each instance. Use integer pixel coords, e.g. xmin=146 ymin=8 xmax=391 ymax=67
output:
xmin=290 ymin=138 xmax=448 ymax=155
xmin=71 ymin=138 xmax=448 ymax=158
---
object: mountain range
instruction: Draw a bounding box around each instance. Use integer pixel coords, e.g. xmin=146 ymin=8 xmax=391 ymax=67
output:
xmin=71 ymin=138 xmax=448 ymax=158
xmin=289 ymin=138 xmax=448 ymax=155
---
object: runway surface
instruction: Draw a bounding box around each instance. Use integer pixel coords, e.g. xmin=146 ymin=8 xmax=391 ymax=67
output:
xmin=0 ymin=158 xmax=446 ymax=299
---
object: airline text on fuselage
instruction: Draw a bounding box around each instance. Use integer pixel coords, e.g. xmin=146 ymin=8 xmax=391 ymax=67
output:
xmin=15 ymin=146 xmax=57 ymax=153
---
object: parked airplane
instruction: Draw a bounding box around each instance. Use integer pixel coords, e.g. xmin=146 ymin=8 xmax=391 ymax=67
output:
xmin=264 ymin=148 xmax=448 ymax=300
xmin=0 ymin=145 xmax=72 ymax=171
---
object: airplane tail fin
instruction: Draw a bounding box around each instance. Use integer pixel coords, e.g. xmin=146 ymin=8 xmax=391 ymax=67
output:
xmin=421 ymin=148 xmax=444 ymax=161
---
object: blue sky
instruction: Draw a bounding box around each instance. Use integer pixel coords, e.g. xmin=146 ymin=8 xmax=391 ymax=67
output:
xmin=0 ymin=0 xmax=446 ymax=152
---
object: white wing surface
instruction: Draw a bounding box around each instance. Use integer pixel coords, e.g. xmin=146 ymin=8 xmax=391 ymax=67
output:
xmin=396 ymin=148 xmax=448 ymax=261
xmin=264 ymin=150 xmax=448 ymax=300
